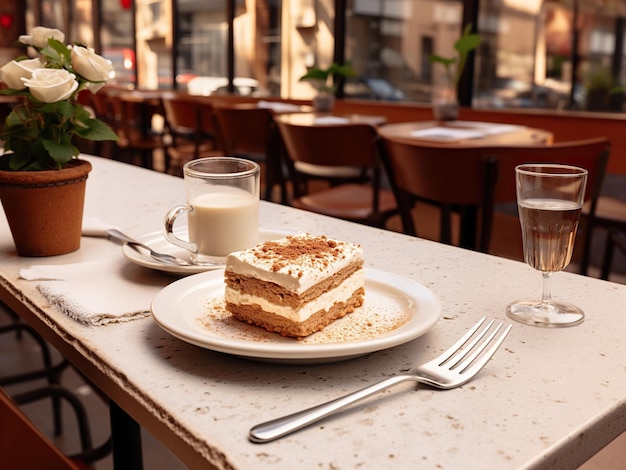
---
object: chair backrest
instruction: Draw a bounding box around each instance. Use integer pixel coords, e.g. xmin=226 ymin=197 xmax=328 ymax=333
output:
xmin=106 ymin=93 xmax=147 ymax=147
xmin=489 ymin=137 xmax=610 ymax=206
xmin=212 ymin=103 xmax=273 ymax=156
xmin=0 ymin=388 xmax=83 ymax=470
xmin=160 ymin=91 xmax=200 ymax=136
xmin=380 ymin=135 xmax=610 ymax=252
xmin=276 ymin=115 xmax=388 ymax=211
xmin=275 ymin=116 xmax=381 ymax=169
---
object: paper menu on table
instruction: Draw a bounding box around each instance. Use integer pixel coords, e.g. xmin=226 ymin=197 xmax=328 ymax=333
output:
xmin=409 ymin=126 xmax=486 ymax=142
xmin=409 ymin=121 xmax=524 ymax=142
xmin=256 ymin=100 xmax=302 ymax=112
xmin=446 ymin=121 xmax=524 ymax=135
xmin=313 ymin=116 xmax=351 ymax=125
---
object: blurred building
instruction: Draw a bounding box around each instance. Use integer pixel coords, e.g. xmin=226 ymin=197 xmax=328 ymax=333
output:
xmin=4 ymin=0 xmax=626 ymax=113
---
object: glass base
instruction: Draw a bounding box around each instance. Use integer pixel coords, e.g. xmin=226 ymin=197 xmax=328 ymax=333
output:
xmin=506 ymin=300 xmax=584 ymax=328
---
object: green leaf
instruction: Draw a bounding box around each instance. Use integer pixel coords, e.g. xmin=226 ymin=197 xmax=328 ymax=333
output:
xmin=43 ymin=139 xmax=79 ymax=166
xmin=75 ymin=119 xmax=118 ymax=141
xmin=300 ymin=69 xmax=330 ymax=82
xmin=0 ymin=88 xmax=29 ymax=97
xmin=56 ymin=100 xmax=75 ymax=119
xmin=73 ymin=104 xmax=92 ymax=121
xmin=429 ymin=55 xmax=457 ymax=67
xmin=328 ymin=63 xmax=357 ymax=78
xmin=40 ymin=38 xmax=71 ymax=69
xmin=5 ymin=108 xmax=27 ymax=128
xmin=455 ymin=34 xmax=481 ymax=54
xmin=300 ymin=62 xmax=356 ymax=82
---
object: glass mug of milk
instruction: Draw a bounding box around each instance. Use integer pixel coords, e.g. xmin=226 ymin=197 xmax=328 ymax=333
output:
xmin=164 ymin=157 xmax=260 ymax=264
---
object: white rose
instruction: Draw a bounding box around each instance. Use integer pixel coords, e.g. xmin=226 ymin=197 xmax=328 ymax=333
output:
xmin=84 ymin=81 xmax=106 ymax=94
xmin=22 ymin=68 xmax=79 ymax=103
xmin=0 ymin=58 xmax=43 ymax=90
xmin=71 ymin=46 xmax=115 ymax=83
xmin=19 ymin=26 xmax=65 ymax=48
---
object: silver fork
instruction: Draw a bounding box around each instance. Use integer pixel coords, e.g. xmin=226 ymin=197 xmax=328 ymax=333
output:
xmin=249 ymin=317 xmax=512 ymax=443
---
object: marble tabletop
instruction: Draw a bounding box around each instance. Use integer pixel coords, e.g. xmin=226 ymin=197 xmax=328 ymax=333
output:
xmin=0 ymin=155 xmax=624 ymax=469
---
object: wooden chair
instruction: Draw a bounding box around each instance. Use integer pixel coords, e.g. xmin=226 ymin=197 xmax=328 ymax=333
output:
xmin=379 ymin=136 xmax=610 ymax=254
xmin=579 ymin=195 xmax=626 ymax=276
xmin=107 ymin=92 xmax=164 ymax=170
xmin=0 ymin=305 xmax=111 ymax=466
xmin=0 ymin=386 xmax=99 ymax=470
xmin=275 ymin=115 xmax=397 ymax=228
xmin=1 ymin=383 xmax=112 ymax=468
xmin=212 ymin=103 xmax=284 ymax=201
xmin=599 ymin=228 xmax=626 ymax=280
xmin=160 ymin=92 xmax=219 ymax=175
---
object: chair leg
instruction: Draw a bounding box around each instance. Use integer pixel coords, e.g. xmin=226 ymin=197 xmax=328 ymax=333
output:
xmin=12 ymin=385 xmax=93 ymax=453
xmin=440 ymin=204 xmax=453 ymax=245
xmin=579 ymin=218 xmax=594 ymax=276
xmin=0 ymin=311 xmax=112 ymax=464
xmin=141 ymin=148 xmax=154 ymax=170
xmin=600 ymin=230 xmax=615 ymax=281
xmin=0 ymin=323 xmax=71 ymax=436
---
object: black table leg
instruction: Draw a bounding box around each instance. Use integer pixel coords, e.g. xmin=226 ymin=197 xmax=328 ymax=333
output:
xmin=110 ymin=400 xmax=143 ymax=470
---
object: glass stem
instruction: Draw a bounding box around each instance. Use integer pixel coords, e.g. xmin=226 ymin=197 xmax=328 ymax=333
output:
xmin=541 ymin=272 xmax=552 ymax=305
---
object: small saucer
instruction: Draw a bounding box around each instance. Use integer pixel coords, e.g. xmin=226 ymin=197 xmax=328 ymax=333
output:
xmin=122 ymin=227 xmax=295 ymax=275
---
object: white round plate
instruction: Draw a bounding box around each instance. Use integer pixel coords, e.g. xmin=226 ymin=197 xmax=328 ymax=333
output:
xmin=151 ymin=268 xmax=441 ymax=364
xmin=122 ymin=227 xmax=294 ymax=275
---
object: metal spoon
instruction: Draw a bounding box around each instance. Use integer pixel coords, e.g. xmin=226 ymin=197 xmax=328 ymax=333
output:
xmin=106 ymin=228 xmax=195 ymax=266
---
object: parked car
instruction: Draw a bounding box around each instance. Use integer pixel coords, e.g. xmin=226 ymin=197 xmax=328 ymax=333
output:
xmin=102 ymin=47 xmax=136 ymax=87
xmin=186 ymin=76 xmax=260 ymax=96
xmin=344 ymin=77 xmax=407 ymax=101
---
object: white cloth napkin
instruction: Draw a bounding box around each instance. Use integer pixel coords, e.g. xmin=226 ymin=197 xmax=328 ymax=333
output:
xmin=19 ymin=258 xmax=165 ymax=326
xmin=19 ymin=217 xmax=165 ymax=326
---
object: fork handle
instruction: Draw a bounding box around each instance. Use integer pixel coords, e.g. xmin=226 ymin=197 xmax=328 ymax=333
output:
xmin=249 ymin=374 xmax=417 ymax=443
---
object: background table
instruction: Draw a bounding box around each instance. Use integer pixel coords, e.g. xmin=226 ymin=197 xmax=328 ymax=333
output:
xmin=378 ymin=120 xmax=553 ymax=146
xmin=0 ymin=156 xmax=624 ymax=469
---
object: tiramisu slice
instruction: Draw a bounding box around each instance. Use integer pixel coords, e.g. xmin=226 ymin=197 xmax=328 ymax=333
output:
xmin=224 ymin=233 xmax=365 ymax=337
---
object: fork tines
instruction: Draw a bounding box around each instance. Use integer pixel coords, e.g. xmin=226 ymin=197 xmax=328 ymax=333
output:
xmin=439 ymin=317 xmax=512 ymax=375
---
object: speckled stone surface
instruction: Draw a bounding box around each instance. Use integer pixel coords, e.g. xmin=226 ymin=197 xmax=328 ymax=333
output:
xmin=1 ymin=156 xmax=625 ymax=469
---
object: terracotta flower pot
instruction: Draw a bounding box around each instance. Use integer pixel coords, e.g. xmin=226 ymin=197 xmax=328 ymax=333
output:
xmin=313 ymin=93 xmax=335 ymax=112
xmin=0 ymin=159 xmax=92 ymax=257
xmin=432 ymin=83 xmax=459 ymax=121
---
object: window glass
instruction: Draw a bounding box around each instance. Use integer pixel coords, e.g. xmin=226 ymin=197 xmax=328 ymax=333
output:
xmin=177 ymin=1 xmax=228 ymax=95
xmin=100 ymin=0 xmax=135 ymax=89
xmin=475 ymin=0 xmax=626 ymax=113
xmin=230 ymin=0 xmax=280 ymax=97
xmin=344 ymin=0 xmax=463 ymax=103
xmin=178 ymin=0 xmax=278 ymax=97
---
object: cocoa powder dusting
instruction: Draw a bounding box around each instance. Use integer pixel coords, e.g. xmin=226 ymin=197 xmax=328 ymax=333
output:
xmin=253 ymin=235 xmax=348 ymax=276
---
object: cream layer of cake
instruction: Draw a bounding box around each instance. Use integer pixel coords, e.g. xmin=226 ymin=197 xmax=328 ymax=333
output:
xmin=224 ymin=233 xmax=365 ymax=337
xmin=225 ymin=268 xmax=365 ymax=322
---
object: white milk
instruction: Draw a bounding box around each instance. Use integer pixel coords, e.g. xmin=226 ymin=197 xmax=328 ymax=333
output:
xmin=188 ymin=189 xmax=259 ymax=257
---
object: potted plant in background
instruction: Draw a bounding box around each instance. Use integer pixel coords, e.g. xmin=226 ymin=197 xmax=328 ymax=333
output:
xmin=429 ymin=23 xmax=481 ymax=121
xmin=0 ymin=26 xmax=117 ymax=256
xmin=299 ymin=62 xmax=356 ymax=112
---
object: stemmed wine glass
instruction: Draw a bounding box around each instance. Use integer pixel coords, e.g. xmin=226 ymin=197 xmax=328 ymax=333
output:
xmin=506 ymin=164 xmax=588 ymax=327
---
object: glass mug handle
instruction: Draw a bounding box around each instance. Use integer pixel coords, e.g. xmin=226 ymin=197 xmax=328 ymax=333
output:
xmin=164 ymin=205 xmax=197 ymax=254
